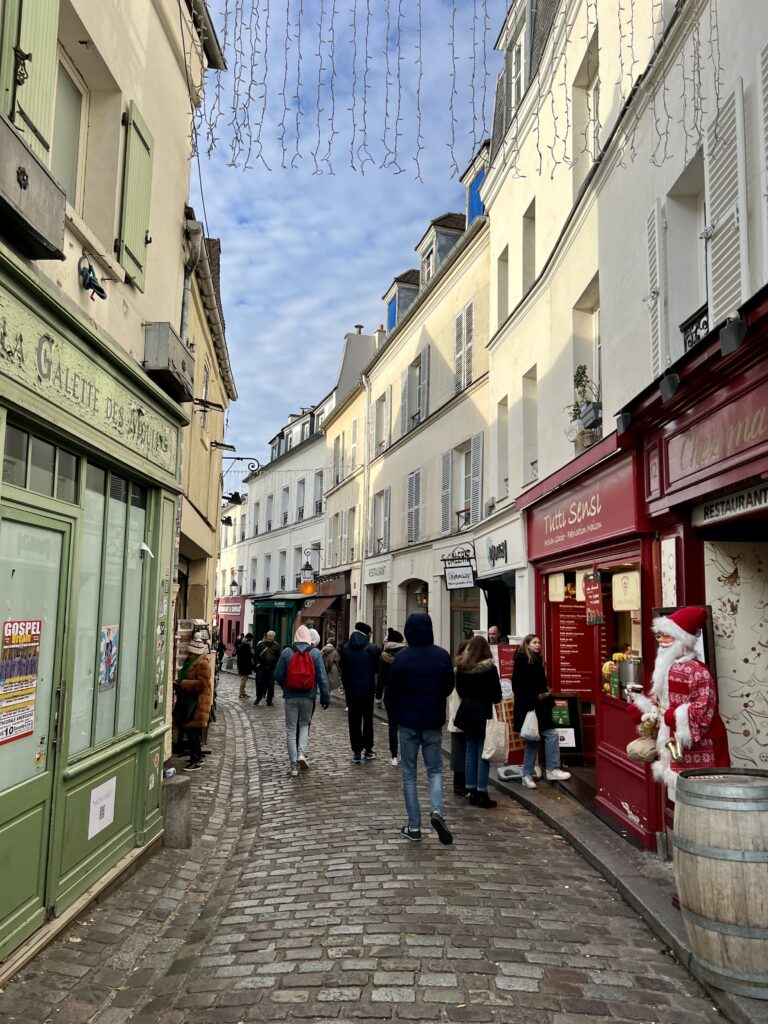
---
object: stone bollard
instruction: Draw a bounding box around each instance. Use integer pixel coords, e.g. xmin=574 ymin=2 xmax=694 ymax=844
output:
xmin=162 ymin=774 xmax=192 ymax=848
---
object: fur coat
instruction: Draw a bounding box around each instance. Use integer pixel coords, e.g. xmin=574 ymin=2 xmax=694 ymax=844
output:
xmin=177 ymin=654 xmax=213 ymax=729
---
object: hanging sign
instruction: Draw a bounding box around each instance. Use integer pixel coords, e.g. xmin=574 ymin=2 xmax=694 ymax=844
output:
xmin=0 ymin=619 xmax=41 ymax=746
xmin=582 ymin=573 xmax=604 ymax=625
xmin=441 ymin=545 xmax=477 ymax=591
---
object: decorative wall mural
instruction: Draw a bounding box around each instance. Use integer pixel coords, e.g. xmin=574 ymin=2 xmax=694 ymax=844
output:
xmin=705 ymin=541 xmax=768 ymax=768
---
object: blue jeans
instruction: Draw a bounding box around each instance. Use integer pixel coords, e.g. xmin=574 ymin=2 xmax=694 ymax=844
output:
xmin=523 ymin=728 xmax=561 ymax=777
xmin=399 ymin=726 xmax=444 ymax=830
xmin=285 ymin=697 xmax=314 ymax=765
xmin=465 ymin=735 xmax=491 ymax=791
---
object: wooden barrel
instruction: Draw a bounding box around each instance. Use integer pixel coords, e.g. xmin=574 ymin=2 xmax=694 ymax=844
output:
xmin=673 ymin=769 xmax=768 ymax=1000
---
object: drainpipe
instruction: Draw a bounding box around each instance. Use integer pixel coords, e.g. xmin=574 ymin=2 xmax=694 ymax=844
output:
xmin=180 ymin=219 xmax=204 ymax=344
xmin=360 ymin=369 xmax=373 ymax=622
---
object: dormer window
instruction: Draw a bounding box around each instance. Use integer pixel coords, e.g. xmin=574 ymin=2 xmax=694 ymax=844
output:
xmin=387 ymin=296 xmax=397 ymax=331
xmin=421 ymin=246 xmax=435 ymax=287
xmin=507 ymin=34 xmax=524 ymax=111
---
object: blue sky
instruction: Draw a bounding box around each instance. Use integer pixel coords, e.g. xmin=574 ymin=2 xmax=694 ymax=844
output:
xmin=191 ymin=0 xmax=507 ymax=481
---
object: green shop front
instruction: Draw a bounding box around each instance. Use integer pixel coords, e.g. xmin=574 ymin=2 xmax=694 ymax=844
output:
xmin=0 ymin=252 xmax=184 ymax=964
xmin=251 ymin=597 xmax=303 ymax=648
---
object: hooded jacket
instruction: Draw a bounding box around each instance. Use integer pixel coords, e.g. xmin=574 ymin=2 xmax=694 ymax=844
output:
xmin=455 ymin=658 xmax=503 ymax=737
xmin=377 ymin=639 xmax=407 ymax=702
xmin=387 ymin=614 xmax=454 ymax=730
xmin=339 ymin=630 xmax=380 ymax=700
xmin=321 ymin=643 xmax=342 ymax=690
xmin=274 ymin=626 xmax=330 ymax=703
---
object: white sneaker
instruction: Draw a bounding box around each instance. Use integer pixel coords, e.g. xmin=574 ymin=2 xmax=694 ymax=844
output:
xmin=289 ymin=766 xmax=299 ymax=778
xmin=546 ymin=768 xmax=571 ymax=781
xmin=391 ymin=756 xmax=398 ymax=766
xmin=298 ymin=754 xmax=309 ymax=771
xmin=521 ymin=775 xmax=537 ymax=789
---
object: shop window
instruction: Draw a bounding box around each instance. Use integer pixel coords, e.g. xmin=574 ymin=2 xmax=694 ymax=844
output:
xmin=2 ymin=425 xmax=79 ymax=503
xmin=51 ymin=53 xmax=88 ymax=209
xmin=69 ymin=467 xmax=147 ymax=756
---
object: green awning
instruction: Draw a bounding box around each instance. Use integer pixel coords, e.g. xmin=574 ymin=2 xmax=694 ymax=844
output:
xmin=251 ymin=598 xmax=303 ymax=610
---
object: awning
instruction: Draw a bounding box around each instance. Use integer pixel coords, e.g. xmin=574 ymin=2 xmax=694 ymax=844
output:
xmin=300 ymin=596 xmax=337 ymax=617
xmin=252 ymin=598 xmax=303 ymax=611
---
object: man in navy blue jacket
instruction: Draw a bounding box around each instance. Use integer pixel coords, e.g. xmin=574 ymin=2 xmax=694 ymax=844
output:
xmin=387 ymin=613 xmax=454 ymax=845
xmin=339 ymin=622 xmax=380 ymax=763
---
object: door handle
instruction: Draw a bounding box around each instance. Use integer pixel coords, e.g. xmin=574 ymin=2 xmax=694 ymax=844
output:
xmin=52 ymin=679 xmax=66 ymax=749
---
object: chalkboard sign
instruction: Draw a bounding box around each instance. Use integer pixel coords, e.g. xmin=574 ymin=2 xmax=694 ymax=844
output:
xmin=549 ymin=693 xmax=585 ymax=761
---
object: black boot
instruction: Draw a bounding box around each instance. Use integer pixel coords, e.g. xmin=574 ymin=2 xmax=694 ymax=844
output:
xmin=476 ymin=790 xmax=498 ymax=808
xmin=467 ymin=788 xmax=479 ymax=805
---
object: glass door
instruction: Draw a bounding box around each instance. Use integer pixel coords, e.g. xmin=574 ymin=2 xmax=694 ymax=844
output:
xmin=0 ymin=508 xmax=69 ymax=960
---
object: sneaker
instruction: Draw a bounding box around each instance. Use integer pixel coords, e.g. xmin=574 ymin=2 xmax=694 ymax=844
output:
xmin=546 ymin=768 xmax=571 ymax=781
xmin=363 ymin=750 xmax=377 ymax=760
xmin=430 ymin=812 xmax=453 ymax=846
xmin=184 ymin=762 xmax=202 ymax=772
xmin=390 ymin=756 xmax=398 ymax=766
xmin=400 ymin=826 xmax=422 ymax=842
xmin=521 ymin=775 xmax=537 ymax=789
xmin=352 ymin=755 xmax=362 ymax=765
xmin=297 ymin=754 xmax=309 ymax=771
xmin=289 ymin=766 xmax=299 ymax=778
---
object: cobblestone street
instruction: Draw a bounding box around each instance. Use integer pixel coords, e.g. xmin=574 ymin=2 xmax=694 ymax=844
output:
xmin=0 ymin=676 xmax=726 ymax=1024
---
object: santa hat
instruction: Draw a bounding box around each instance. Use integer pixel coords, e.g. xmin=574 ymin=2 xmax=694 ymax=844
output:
xmin=652 ymin=606 xmax=707 ymax=649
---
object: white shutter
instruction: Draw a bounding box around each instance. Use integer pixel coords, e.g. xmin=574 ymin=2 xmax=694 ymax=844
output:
xmin=400 ymin=368 xmax=409 ymax=436
xmin=463 ymin=302 xmax=474 ymax=388
xmin=407 ymin=472 xmax=416 ymax=544
xmin=470 ymin=432 xmax=483 ymax=525
xmin=384 ymin=385 xmax=392 ymax=448
xmin=440 ymin=450 xmax=452 ymax=535
xmin=412 ymin=469 xmax=422 ymax=542
xmin=704 ymin=79 xmax=749 ymax=327
xmin=341 ymin=509 xmax=349 ymax=564
xmin=454 ymin=311 xmax=465 ymax=395
xmin=383 ymin=487 xmax=391 ymax=553
xmin=419 ymin=345 xmax=430 ymax=422
xmin=368 ymin=408 xmax=376 ymax=462
xmin=367 ymin=498 xmax=375 ymax=556
xmin=350 ymin=418 xmax=358 ymax=470
xmin=646 ymin=200 xmax=667 ymax=378
xmin=327 ymin=518 xmax=334 ymax=566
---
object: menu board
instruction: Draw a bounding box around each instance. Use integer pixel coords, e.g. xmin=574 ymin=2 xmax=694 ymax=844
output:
xmin=551 ymin=601 xmax=597 ymax=698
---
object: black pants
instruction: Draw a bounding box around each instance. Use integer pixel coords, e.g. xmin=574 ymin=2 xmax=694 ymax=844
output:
xmin=186 ymin=727 xmax=202 ymax=764
xmin=347 ymin=694 xmax=375 ymax=756
xmin=385 ymin=706 xmax=398 ymax=758
xmin=256 ymin=668 xmax=275 ymax=704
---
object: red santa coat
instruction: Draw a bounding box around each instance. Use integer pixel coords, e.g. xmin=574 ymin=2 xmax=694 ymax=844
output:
xmin=635 ymin=655 xmax=729 ymax=793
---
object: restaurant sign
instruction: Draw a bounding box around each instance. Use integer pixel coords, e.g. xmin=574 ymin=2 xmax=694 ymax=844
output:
xmin=441 ymin=545 xmax=477 ymax=591
xmin=0 ymin=286 xmax=178 ymax=475
xmin=691 ymin=483 xmax=768 ymax=526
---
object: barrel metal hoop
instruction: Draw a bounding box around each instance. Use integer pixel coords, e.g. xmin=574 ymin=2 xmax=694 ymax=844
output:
xmin=692 ymin=953 xmax=768 ymax=999
xmin=682 ymin=905 xmax=768 ymax=939
xmin=672 ymin=834 xmax=768 ymax=862
xmin=675 ymin=793 xmax=768 ymax=812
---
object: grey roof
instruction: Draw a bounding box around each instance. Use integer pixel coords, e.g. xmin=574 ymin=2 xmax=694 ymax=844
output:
xmin=335 ymin=331 xmax=377 ymax=405
xmin=432 ymin=212 xmax=466 ymax=232
xmin=529 ymin=0 xmax=559 ymax=80
xmin=395 ymin=269 xmax=420 ymax=286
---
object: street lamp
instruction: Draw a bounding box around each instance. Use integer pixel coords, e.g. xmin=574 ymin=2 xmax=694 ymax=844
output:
xmin=415 ymin=583 xmax=429 ymax=609
xmin=299 ymin=548 xmax=322 ymax=596
xmin=229 ymin=576 xmax=240 ymax=596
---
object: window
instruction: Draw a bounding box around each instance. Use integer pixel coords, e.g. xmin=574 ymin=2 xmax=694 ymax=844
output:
xmin=497 ymin=397 xmax=509 ymax=498
xmin=441 ymin=434 xmax=484 ymax=535
xmin=373 ymin=388 xmax=392 ymax=455
xmin=454 ymin=302 xmax=474 ymax=394
xmin=264 ymin=554 xmax=272 ymax=592
xmin=116 ymin=102 xmax=154 ymax=292
xmin=301 ymin=421 xmax=309 ymax=441
xmin=200 ymin=361 xmax=211 ymax=431
xmin=69 ymin=469 xmax=147 ymax=754
xmin=572 ymin=31 xmax=600 ymax=195
xmin=313 ymin=472 xmax=323 ymax=514
xmin=287 ymin=433 xmax=294 ymax=450
xmin=250 ymin=557 xmax=258 ymax=593
xmin=506 ymin=35 xmax=524 ymax=112
xmin=281 ymin=486 xmax=290 ymax=525
xmin=666 ymin=154 xmax=708 ymax=362
xmin=271 ymin=442 xmax=279 ymax=461
xmin=407 ymin=469 xmax=422 ymax=545
xmin=278 ymin=550 xmax=286 ymax=590
xmin=522 ymin=199 xmax=536 ymax=294
xmin=2 ymin=425 xmax=78 ymax=503
xmin=420 ymin=246 xmax=435 ymax=287
xmin=497 ymin=247 xmax=509 ymax=326
xmin=51 ymin=54 xmax=88 ymax=208
xmin=296 ymin=479 xmax=305 ymax=521
xmin=252 ymin=501 xmax=260 ymax=536
xmin=370 ymin=488 xmax=391 ymax=554
xmin=468 ymin=170 xmax=485 ymax=225
xmin=266 ymin=494 xmax=273 ymax=531
xmin=401 ymin=348 xmax=430 ymax=435
xmin=387 ymin=296 xmax=397 ymax=331
xmin=522 ymin=366 xmax=538 ymax=484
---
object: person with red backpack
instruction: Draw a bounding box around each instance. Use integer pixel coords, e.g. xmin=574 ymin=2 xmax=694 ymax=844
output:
xmin=274 ymin=624 xmax=330 ymax=777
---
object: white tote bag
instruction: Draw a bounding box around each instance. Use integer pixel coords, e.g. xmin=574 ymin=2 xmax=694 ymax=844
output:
xmin=482 ymin=705 xmax=509 ymax=764
xmin=520 ymin=709 xmax=540 ymax=742
xmin=447 ymin=687 xmax=462 ymax=733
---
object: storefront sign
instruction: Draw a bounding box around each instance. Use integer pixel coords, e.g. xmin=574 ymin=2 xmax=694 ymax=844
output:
xmin=582 ymin=573 xmax=604 ymax=625
xmin=487 ymin=539 xmax=507 ymax=568
xmin=667 ymin=380 xmax=768 ymax=487
xmin=0 ymin=288 xmax=178 ymax=475
xmin=363 ymin=559 xmax=391 ymax=584
xmin=217 ymin=602 xmax=244 ymax=616
xmin=444 ymin=565 xmax=475 ymax=590
xmin=692 ymin=483 xmax=768 ymax=526
xmin=475 ymin=517 xmax=525 ymax=577
xmin=0 ymin=619 xmax=41 ymax=746
xmin=527 ymin=456 xmax=637 ymax=560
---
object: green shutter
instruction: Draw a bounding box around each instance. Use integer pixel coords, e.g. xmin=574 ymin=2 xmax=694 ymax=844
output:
xmin=117 ymin=101 xmax=154 ymax=292
xmin=0 ymin=0 xmax=60 ymax=160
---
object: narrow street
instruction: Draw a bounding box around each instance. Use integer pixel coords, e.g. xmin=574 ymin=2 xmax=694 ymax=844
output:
xmin=0 ymin=675 xmax=724 ymax=1024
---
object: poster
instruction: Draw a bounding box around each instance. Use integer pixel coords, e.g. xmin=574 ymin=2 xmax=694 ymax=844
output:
xmin=87 ymin=776 xmax=116 ymax=839
xmin=0 ymin=619 xmax=41 ymax=746
xmin=98 ymin=625 xmax=119 ymax=691
xmin=582 ymin=572 xmax=605 ymax=625
xmin=612 ymin=569 xmax=640 ymax=611
xmin=491 ymin=643 xmax=518 ymax=682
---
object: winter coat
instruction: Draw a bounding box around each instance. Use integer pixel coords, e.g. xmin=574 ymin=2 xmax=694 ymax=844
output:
xmin=512 ymin=650 xmax=554 ymax=733
xmin=339 ymin=630 xmax=380 ymax=700
xmin=254 ymin=638 xmax=282 ymax=671
xmin=321 ymin=644 xmax=342 ymax=691
xmin=236 ymin=642 xmax=253 ymax=675
xmin=387 ymin=614 xmax=454 ymax=730
xmin=176 ymin=654 xmax=213 ymax=729
xmin=455 ymin=659 xmax=503 ymax=737
xmin=378 ymin=640 xmax=407 ymax=702
xmin=274 ymin=643 xmax=330 ymax=704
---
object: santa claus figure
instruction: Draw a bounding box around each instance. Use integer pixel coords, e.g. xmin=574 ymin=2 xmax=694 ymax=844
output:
xmin=632 ymin=606 xmax=730 ymax=793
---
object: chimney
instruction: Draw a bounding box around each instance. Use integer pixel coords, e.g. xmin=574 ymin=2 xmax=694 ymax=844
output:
xmin=355 ymin=324 xmax=364 ymax=334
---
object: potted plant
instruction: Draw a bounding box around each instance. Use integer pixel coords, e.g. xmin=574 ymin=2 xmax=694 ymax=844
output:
xmin=569 ymin=364 xmax=602 ymax=429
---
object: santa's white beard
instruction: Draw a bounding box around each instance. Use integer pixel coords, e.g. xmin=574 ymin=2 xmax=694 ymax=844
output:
xmin=650 ymin=640 xmax=685 ymax=701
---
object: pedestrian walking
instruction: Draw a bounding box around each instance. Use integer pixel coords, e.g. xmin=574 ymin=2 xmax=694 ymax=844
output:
xmin=388 ymin=613 xmax=454 ymax=844
xmin=236 ymin=632 xmax=253 ymax=698
xmin=274 ymin=624 xmax=330 ymax=777
xmin=378 ymin=627 xmax=407 ymax=765
xmin=173 ymin=634 xmax=213 ymax=772
xmin=448 ymin=638 xmax=470 ymax=796
xmin=339 ymin=621 xmax=380 ymax=764
xmin=454 ymin=635 xmax=502 ymax=808
xmin=321 ymin=634 xmax=342 ymax=692
xmin=215 ymin=637 xmax=226 ymax=671
xmin=253 ymin=630 xmax=281 ymax=705
xmin=512 ymin=634 xmax=572 ymax=789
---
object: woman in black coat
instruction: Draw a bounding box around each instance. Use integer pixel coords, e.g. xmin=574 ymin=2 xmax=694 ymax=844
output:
xmin=455 ymin=635 xmax=502 ymax=808
xmin=512 ymin=634 xmax=571 ymax=790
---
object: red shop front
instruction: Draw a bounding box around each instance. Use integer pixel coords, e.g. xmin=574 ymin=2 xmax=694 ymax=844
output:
xmin=518 ymin=442 xmax=664 ymax=850
xmin=214 ymin=596 xmax=248 ymax=654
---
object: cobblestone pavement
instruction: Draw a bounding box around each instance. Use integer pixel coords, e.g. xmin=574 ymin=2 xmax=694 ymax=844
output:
xmin=0 ymin=675 xmax=726 ymax=1024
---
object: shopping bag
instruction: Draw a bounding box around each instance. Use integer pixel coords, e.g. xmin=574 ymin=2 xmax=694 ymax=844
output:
xmin=626 ymin=736 xmax=657 ymax=763
xmin=482 ymin=705 xmax=510 ymax=764
xmin=520 ymin=710 xmax=540 ymax=742
xmin=447 ymin=688 xmax=462 ymax=733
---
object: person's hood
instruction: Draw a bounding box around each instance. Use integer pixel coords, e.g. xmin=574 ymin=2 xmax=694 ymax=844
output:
xmin=381 ymin=640 xmax=407 ymax=664
xmin=461 ymin=657 xmax=495 ymax=674
xmin=292 ymin=642 xmax=311 ymax=652
xmin=322 ymin=642 xmax=337 ymax=654
xmin=308 ymin=628 xmax=321 ymax=647
xmin=348 ymin=630 xmax=371 ymax=650
xmin=294 ymin=625 xmax=312 ymax=645
xmin=404 ymin=613 xmax=434 ymax=646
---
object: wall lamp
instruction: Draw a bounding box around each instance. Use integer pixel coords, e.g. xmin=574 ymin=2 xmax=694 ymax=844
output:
xmin=415 ymin=583 xmax=429 ymax=609
xmin=659 ymin=371 xmax=680 ymax=404
xmin=194 ymin=398 xmax=225 ymax=412
xmin=720 ymin=316 xmax=748 ymax=356
xmin=299 ymin=549 xmax=323 ymax=596
xmin=211 ymin=441 xmax=237 ymax=452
